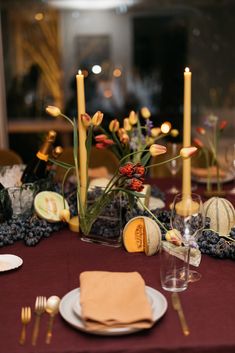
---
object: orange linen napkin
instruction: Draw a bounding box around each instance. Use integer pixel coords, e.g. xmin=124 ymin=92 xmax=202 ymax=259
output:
xmin=79 ymin=271 xmax=153 ymax=331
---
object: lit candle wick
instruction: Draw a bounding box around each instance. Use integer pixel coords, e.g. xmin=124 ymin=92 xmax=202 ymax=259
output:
xmin=185 ymin=67 xmax=190 ymax=73
xmin=78 ymin=69 xmax=82 ymax=75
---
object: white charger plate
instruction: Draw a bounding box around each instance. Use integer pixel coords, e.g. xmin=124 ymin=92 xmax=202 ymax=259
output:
xmin=59 ymin=286 xmax=167 ymax=336
xmin=0 ymin=254 xmax=23 ymax=272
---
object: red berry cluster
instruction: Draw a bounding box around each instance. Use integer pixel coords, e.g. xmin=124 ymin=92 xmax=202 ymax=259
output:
xmin=119 ymin=162 xmax=145 ymax=192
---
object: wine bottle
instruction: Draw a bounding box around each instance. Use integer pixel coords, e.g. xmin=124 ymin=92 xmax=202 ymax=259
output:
xmin=0 ymin=182 xmax=12 ymax=222
xmin=46 ymin=146 xmax=64 ymax=174
xmin=21 ymin=130 xmax=57 ymax=183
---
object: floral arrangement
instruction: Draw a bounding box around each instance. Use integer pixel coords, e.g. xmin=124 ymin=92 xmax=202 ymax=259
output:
xmin=46 ymin=105 xmax=197 ymax=237
xmin=193 ymin=114 xmax=228 ymax=193
xmin=91 ymin=108 xmax=179 ymax=165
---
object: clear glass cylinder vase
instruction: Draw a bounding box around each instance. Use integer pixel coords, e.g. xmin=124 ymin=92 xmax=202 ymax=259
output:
xmin=80 ymin=187 xmax=123 ymax=247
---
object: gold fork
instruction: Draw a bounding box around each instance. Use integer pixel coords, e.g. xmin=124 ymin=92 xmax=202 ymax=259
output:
xmin=19 ymin=306 xmax=31 ymax=345
xmin=31 ymin=296 xmax=47 ymax=346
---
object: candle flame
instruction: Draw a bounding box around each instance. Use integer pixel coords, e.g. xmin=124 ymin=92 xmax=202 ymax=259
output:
xmin=185 ymin=67 xmax=190 ymax=73
xmin=78 ymin=69 xmax=82 ymax=75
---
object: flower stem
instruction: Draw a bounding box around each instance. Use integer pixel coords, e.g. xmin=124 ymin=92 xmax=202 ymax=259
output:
xmin=138 ymin=198 xmax=168 ymax=232
xmin=145 ymin=155 xmax=181 ymax=169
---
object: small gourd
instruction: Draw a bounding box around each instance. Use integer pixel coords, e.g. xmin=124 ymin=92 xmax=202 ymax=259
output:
xmin=203 ymin=197 xmax=235 ymax=236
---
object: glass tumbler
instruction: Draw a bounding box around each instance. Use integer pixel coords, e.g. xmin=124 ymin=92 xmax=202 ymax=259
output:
xmin=160 ymin=242 xmax=189 ymax=292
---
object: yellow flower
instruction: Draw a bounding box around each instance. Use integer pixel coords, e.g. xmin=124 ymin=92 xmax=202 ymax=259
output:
xmin=109 ymin=119 xmax=120 ymax=132
xmin=92 ymin=111 xmax=103 ymax=126
xmin=46 ymin=105 xmax=61 ymax=117
xmin=149 ymin=144 xmax=167 ymax=157
xmin=145 ymin=136 xmax=155 ymax=146
xmin=128 ymin=110 xmax=137 ymax=125
xmin=81 ymin=113 xmax=92 ymax=127
xmin=151 ymin=127 xmax=161 ymax=138
xmin=59 ymin=209 xmax=71 ymax=223
xmin=170 ymin=129 xmax=179 ymax=137
xmin=180 ymin=146 xmax=198 ymax=158
xmin=165 ymin=229 xmax=182 ymax=246
xmin=141 ymin=107 xmax=151 ymax=119
xmin=124 ymin=118 xmax=132 ymax=131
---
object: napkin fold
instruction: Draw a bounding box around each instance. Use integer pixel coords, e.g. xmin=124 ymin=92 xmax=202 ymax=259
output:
xmin=79 ymin=271 xmax=153 ymax=331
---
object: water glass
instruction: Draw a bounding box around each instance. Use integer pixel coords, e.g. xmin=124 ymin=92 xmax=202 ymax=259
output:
xmin=160 ymin=243 xmax=189 ymax=292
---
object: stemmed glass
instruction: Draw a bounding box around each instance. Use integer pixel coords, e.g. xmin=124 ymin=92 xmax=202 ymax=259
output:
xmin=225 ymin=143 xmax=235 ymax=194
xmin=170 ymin=193 xmax=205 ymax=283
xmin=166 ymin=143 xmax=182 ymax=194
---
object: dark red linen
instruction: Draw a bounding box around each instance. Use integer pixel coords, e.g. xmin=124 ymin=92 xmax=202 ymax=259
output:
xmin=0 ymin=178 xmax=235 ymax=353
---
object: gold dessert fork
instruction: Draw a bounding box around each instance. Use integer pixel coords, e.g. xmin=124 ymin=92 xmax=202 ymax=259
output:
xmin=31 ymin=296 xmax=47 ymax=346
xmin=19 ymin=306 xmax=31 ymax=345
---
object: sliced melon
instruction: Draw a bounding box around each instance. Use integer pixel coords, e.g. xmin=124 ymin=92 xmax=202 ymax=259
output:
xmin=34 ymin=191 xmax=69 ymax=222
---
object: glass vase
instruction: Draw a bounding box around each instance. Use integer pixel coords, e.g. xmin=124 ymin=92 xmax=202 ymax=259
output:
xmin=80 ymin=187 xmax=123 ymax=247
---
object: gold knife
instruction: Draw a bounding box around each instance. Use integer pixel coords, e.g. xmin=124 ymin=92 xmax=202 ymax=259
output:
xmin=171 ymin=292 xmax=190 ymax=336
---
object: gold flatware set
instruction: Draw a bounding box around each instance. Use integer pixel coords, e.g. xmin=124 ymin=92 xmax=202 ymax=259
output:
xmin=19 ymin=295 xmax=60 ymax=345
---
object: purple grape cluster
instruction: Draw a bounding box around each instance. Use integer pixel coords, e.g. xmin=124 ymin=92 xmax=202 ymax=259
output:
xmin=0 ymin=214 xmax=64 ymax=247
xmin=197 ymin=226 xmax=235 ymax=260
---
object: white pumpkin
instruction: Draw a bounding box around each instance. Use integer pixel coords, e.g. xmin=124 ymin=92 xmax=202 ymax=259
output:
xmin=203 ymin=197 xmax=235 ymax=236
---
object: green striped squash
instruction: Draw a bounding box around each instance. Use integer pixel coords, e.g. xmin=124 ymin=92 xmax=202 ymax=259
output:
xmin=203 ymin=197 xmax=235 ymax=236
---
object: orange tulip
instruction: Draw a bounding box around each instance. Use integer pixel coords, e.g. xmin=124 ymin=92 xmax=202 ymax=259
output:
xmin=149 ymin=144 xmax=167 ymax=157
xmin=180 ymin=146 xmax=198 ymax=158
xmin=109 ymin=119 xmax=120 ymax=132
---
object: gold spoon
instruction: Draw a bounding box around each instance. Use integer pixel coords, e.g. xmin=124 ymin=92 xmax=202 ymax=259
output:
xmin=45 ymin=295 xmax=60 ymax=344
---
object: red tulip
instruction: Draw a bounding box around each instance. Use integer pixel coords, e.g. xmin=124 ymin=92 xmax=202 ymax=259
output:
xmin=193 ymin=138 xmax=204 ymax=148
xmin=219 ymin=120 xmax=228 ymax=131
xmin=95 ymin=134 xmax=107 ymax=142
xmin=196 ymin=127 xmax=206 ymax=135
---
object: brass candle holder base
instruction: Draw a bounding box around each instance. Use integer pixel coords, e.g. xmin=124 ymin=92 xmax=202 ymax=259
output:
xmin=175 ymin=198 xmax=199 ymax=216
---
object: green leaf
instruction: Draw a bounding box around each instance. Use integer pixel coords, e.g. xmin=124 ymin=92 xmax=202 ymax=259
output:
xmin=48 ymin=158 xmax=74 ymax=169
xmin=141 ymin=151 xmax=151 ymax=166
xmin=86 ymin=125 xmax=93 ymax=166
xmin=114 ymin=187 xmax=145 ymax=198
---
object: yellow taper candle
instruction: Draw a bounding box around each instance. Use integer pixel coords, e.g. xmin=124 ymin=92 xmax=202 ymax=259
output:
xmin=76 ymin=70 xmax=87 ymax=207
xmin=182 ymin=67 xmax=192 ymax=197
xmin=176 ymin=68 xmax=198 ymax=216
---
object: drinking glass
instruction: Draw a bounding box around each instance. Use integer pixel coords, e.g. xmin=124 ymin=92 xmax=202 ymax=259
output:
xmin=225 ymin=143 xmax=235 ymax=194
xmin=166 ymin=143 xmax=182 ymax=194
xmin=170 ymin=193 xmax=205 ymax=283
xmin=160 ymin=242 xmax=189 ymax=292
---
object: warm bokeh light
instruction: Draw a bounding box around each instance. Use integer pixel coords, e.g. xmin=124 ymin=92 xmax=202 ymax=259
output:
xmin=92 ymin=65 xmax=102 ymax=74
xmin=161 ymin=121 xmax=172 ymax=134
xmin=103 ymin=89 xmax=112 ymax=98
xmin=34 ymin=12 xmax=44 ymax=21
xmin=82 ymin=69 xmax=89 ymax=78
xmin=113 ymin=68 xmax=122 ymax=77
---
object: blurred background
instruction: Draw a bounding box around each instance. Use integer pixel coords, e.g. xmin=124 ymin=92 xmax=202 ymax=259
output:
xmin=0 ymin=0 xmax=234 ymax=162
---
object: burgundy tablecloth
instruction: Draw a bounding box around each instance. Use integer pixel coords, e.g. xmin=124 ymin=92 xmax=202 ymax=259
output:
xmin=0 ymin=178 xmax=235 ymax=353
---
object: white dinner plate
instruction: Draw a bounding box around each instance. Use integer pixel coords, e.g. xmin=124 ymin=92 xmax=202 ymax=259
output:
xmin=192 ymin=171 xmax=234 ymax=184
xmin=59 ymin=286 xmax=167 ymax=336
xmin=0 ymin=254 xmax=23 ymax=272
xmin=149 ymin=197 xmax=165 ymax=209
